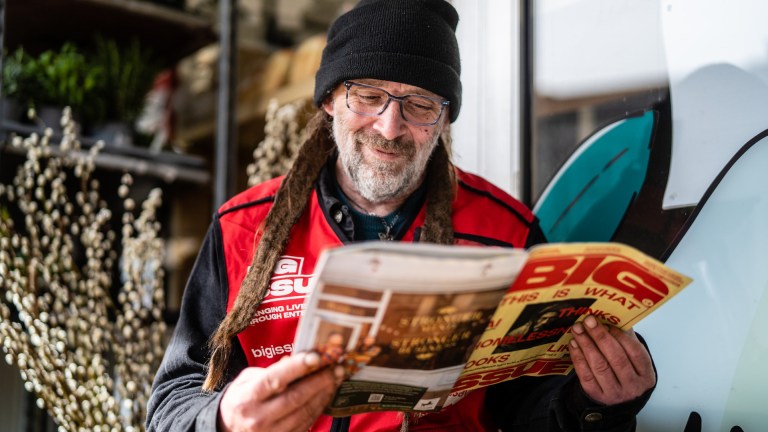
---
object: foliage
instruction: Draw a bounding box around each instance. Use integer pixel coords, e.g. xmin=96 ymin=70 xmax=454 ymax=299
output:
xmin=91 ymin=36 xmax=162 ymax=125
xmin=33 ymin=44 xmax=104 ymax=114
xmin=2 ymin=38 xmax=162 ymax=129
xmin=0 ymin=109 xmax=166 ymax=431
xmin=2 ymin=45 xmax=104 ymax=122
xmin=2 ymin=48 xmax=37 ymax=104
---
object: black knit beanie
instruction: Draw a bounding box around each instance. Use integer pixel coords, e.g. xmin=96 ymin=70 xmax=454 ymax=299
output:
xmin=314 ymin=0 xmax=462 ymax=122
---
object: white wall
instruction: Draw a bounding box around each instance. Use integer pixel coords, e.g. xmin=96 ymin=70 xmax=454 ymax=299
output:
xmin=452 ymin=0 xmax=522 ymax=198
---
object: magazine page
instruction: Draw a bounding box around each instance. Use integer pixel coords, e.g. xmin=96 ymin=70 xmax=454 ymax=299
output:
xmin=455 ymin=242 xmax=692 ymax=393
xmin=293 ymin=242 xmax=529 ymax=415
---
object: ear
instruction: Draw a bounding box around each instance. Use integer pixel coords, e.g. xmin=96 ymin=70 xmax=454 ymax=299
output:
xmin=441 ymin=110 xmax=451 ymax=128
xmin=436 ymin=113 xmax=451 ymax=136
xmin=322 ymin=96 xmax=335 ymax=117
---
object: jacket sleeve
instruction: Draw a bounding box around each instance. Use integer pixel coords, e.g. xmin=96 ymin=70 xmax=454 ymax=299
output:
xmin=145 ymin=221 xmax=248 ymax=431
xmin=485 ymin=331 xmax=654 ymax=432
xmin=486 ymin=372 xmax=653 ymax=431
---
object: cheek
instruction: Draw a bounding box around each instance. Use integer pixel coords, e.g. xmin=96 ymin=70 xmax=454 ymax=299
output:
xmin=339 ymin=113 xmax=373 ymax=135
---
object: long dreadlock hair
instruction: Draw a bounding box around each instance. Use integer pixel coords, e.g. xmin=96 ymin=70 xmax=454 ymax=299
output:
xmin=203 ymin=110 xmax=458 ymax=391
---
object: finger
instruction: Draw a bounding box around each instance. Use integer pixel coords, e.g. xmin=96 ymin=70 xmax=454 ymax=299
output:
xmin=568 ymin=331 xmax=608 ymax=398
xmin=608 ymin=326 xmax=656 ymax=384
xmin=252 ymin=352 xmax=325 ymax=400
xmin=571 ymin=317 xmax=621 ymax=396
xmin=571 ymin=318 xmax=658 ymax=405
xmin=580 ymin=316 xmax=639 ymax=384
xmin=263 ymin=365 xmax=345 ymax=430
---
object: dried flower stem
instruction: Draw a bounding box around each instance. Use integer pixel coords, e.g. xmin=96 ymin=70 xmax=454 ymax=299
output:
xmin=0 ymin=107 xmax=166 ymax=431
xmin=246 ymin=98 xmax=310 ymax=185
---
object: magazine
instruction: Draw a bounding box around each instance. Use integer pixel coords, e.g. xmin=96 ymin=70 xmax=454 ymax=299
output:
xmin=292 ymin=242 xmax=691 ymax=416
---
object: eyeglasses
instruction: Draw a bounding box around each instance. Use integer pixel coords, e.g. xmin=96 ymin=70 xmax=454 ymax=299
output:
xmin=344 ymin=81 xmax=449 ymax=126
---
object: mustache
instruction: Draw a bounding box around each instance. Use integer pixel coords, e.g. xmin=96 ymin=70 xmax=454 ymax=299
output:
xmin=354 ymin=132 xmax=415 ymax=156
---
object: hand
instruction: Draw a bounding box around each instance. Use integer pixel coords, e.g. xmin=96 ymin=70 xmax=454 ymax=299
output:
xmin=568 ymin=315 xmax=656 ymax=406
xmin=218 ymin=352 xmax=345 ymax=432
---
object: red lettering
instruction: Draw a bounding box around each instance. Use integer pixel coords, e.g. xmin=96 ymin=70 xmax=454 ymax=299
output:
xmin=514 ymin=258 xmax=577 ymax=290
xmin=564 ymin=256 xmax=605 ymax=284
xmin=539 ymin=359 xmax=572 ymax=375
xmin=503 ymin=360 xmax=547 ymax=381
xmin=477 ymin=367 xmax=522 ymax=388
xmin=592 ymin=261 xmax=668 ymax=305
xmin=501 ymin=292 xmax=539 ymax=304
xmin=453 ymin=373 xmax=482 ymax=392
xmin=453 ymin=359 xmax=573 ymax=392
xmin=510 ymin=253 xmax=669 ymax=307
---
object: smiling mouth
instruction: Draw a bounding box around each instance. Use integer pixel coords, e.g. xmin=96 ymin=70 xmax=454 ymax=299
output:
xmin=373 ymin=147 xmax=399 ymax=156
xmin=355 ymin=133 xmax=411 ymax=161
xmin=365 ymin=144 xmax=405 ymax=161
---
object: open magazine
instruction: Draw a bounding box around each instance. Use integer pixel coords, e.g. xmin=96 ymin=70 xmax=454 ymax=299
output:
xmin=293 ymin=242 xmax=692 ymax=416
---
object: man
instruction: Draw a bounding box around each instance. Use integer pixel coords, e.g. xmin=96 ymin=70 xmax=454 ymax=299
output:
xmin=146 ymin=0 xmax=656 ymax=431
xmin=514 ymin=305 xmax=562 ymax=335
xmin=494 ymin=300 xmax=590 ymax=353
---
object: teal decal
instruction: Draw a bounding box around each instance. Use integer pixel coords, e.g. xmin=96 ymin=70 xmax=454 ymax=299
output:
xmin=534 ymin=110 xmax=655 ymax=242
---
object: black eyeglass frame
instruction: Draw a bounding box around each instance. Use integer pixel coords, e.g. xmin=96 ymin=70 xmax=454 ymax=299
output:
xmin=343 ymin=81 xmax=450 ymax=126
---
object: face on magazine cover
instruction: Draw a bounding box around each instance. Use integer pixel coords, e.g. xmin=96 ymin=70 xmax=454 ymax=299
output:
xmin=493 ymin=298 xmax=597 ymax=354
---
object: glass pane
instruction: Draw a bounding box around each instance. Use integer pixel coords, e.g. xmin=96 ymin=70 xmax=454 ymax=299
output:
xmin=530 ymin=0 xmax=691 ymax=259
xmin=531 ymin=0 xmax=667 ymax=201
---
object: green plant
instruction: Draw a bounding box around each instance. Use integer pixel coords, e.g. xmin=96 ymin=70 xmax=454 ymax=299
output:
xmin=91 ymin=36 xmax=162 ymax=125
xmin=2 ymin=48 xmax=39 ymax=108
xmin=28 ymin=43 xmax=104 ymax=120
xmin=3 ymin=38 xmax=161 ymax=130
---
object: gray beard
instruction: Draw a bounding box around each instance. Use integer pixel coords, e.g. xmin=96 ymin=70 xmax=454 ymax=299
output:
xmin=336 ymin=130 xmax=436 ymax=203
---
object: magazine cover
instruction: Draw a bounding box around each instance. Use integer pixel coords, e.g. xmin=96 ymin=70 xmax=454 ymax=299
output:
xmin=455 ymin=242 xmax=692 ymax=392
xmin=293 ymin=242 xmax=691 ymax=415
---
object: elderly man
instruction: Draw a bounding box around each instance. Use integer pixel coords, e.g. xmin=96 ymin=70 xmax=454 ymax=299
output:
xmin=146 ymin=0 xmax=656 ymax=431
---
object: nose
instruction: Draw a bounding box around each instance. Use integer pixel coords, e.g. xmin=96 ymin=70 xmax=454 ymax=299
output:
xmin=372 ymin=100 xmax=407 ymax=141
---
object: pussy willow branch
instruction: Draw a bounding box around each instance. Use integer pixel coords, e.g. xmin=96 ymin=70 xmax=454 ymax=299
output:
xmin=246 ymin=98 xmax=310 ymax=185
xmin=0 ymin=107 xmax=166 ymax=431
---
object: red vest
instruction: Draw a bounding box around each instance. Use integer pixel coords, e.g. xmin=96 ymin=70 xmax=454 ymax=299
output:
xmin=217 ymin=169 xmax=535 ymax=431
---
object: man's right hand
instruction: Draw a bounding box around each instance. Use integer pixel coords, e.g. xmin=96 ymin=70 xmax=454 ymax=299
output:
xmin=218 ymin=352 xmax=345 ymax=432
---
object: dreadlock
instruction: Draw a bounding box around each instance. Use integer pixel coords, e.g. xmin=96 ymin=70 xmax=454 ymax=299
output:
xmin=203 ymin=111 xmax=457 ymax=391
xmin=422 ymin=124 xmax=456 ymax=243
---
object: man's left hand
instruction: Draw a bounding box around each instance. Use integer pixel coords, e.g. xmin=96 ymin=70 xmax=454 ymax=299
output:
xmin=569 ymin=315 xmax=656 ymax=406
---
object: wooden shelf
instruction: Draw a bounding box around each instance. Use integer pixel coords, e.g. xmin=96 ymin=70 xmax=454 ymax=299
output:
xmin=0 ymin=120 xmax=210 ymax=185
xmin=5 ymin=0 xmax=217 ymax=66
xmin=177 ymin=77 xmax=315 ymax=145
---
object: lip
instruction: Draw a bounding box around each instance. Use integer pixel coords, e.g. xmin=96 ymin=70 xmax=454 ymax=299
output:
xmin=367 ymin=145 xmax=403 ymax=161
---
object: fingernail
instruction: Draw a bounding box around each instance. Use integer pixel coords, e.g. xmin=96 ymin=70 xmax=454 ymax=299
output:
xmin=585 ymin=315 xmax=598 ymax=329
xmin=268 ymin=376 xmax=281 ymax=392
xmin=572 ymin=322 xmax=584 ymax=334
xmin=569 ymin=339 xmax=579 ymax=349
xmin=333 ymin=365 xmax=346 ymax=383
xmin=304 ymin=352 xmax=321 ymax=369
